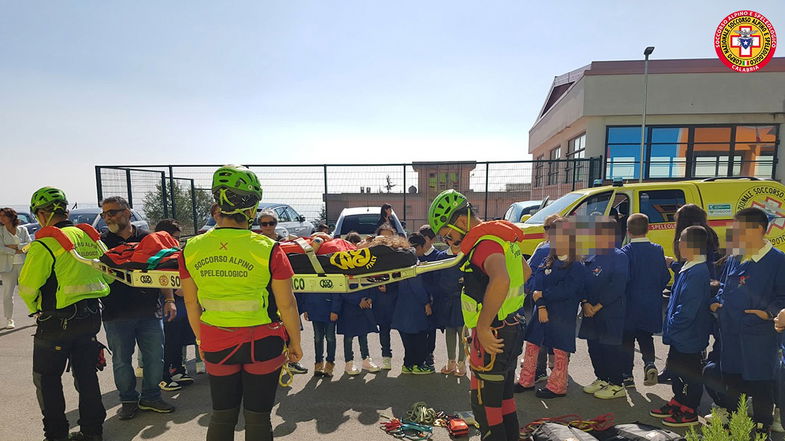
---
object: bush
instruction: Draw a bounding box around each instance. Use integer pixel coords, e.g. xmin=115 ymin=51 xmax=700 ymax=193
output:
xmin=685 ymin=395 xmax=766 ymax=441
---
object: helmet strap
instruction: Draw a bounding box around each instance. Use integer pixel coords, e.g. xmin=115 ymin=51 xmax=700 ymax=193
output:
xmin=445 ymin=205 xmax=471 ymax=236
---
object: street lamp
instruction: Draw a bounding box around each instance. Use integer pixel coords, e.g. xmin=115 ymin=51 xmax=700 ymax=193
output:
xmin=639 ymin=46 xmax=654 ymax=183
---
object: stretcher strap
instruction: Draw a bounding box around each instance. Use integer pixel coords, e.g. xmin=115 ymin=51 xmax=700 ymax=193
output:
xmin=293 ymin=237 xmax=325 ymax=274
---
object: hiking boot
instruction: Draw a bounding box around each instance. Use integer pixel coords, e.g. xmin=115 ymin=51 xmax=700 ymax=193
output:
xmin=313 ymin=362 xmax=325 ymax=377
xmin=663 ymin=408 xmax=699 ymax=428
xmin=68 ymin=432 xmax=102 ymax=441
xmin=535 ymin=387 xmax=566 ymax=399
xmin=583 ymin=379 xmax=608 ymax=394
xmin=454 ymin=362 xmax=467 ymax=377
xmin=412 ymin=365 xmax=435 ymax=375
xmin=644 ymin=364 xmax=659 ymax=386
xmin=362 ymin=358 xmax=381 ymax=373
xmin=322 ymin=362 xmax=335 ymax=377
xmin=118 ymin=402 xmax=138 ymax=420
xmin=382 ymin=357 xmax=392 ymax=370
xmin=594 ymin=384 xmax=627 ymax=400
xmin=159 ymin=380 xmax=183 ymax=391
xmin=401 ymin=365 xmax=413 ymax=375
xmin=195 ymin=361 xmax=206 ymax=374
xmin=514 ymin=383 xmax=535 ymax=393
xmin=139 ymin=398 xmax=175 ymax=413
xmin=289 ymin=362 xmax=308 ymax=374
xmin=170 ymin=369 xmax=194 ymax=385
xmin=344 ymin=362 xmax=361 ymax=376
xmin=650 ymin=400 xmax=679 ymax=418
xmin=622 ymin=377 xmax=636 ymax=389
xmin=441 ymin=360 xmax=457 ymax=375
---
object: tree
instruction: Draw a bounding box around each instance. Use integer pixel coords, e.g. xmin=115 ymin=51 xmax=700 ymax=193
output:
xmin=142 ymin=180 xmax=213 ymax=235
xmin=315 ymin=204 xmax=328 ymax=226
xmin=384 ymin=175 xmax=397 ymax=193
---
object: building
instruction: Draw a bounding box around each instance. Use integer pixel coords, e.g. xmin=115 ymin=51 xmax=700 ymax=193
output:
xmin=323 ymin=162 xmax=532 ymax=228
xmin=529 ymin=57 xmax=785 ymax=197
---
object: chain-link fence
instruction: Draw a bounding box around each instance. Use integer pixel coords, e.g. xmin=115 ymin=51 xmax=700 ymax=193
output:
xmin=95 ymin=158 xmax=602 ymax=236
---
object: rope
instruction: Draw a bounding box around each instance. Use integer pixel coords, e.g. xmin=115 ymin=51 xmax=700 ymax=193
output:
xmin=380 ymin=418 xmax=433 ymax=440
xmin=406 ymin=402 xmax=437 ymax=425
xmin=520 ymin=413 xmax=615 ymax=438
xmin=278 ymin=347 xmax=294 ymax=387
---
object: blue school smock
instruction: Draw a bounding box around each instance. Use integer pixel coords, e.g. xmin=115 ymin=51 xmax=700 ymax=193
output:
xmin=374 ymin=283 xmax=398 ymax=328
xmin=300 ymin=292 xmax=335 ymax=323
xmin=419 ymin=248 xmax=449 ymax=331
xmin=433 ymin=260 xmax=464 ymax=329
xmin=332 ymin=288 xmax=379 ymax=337
xmin=525 ymin=258 xmax=588 ymax=353
xmin=663 ymin=263 xmax=712 ymax=354
xmin=525 ymin=243 xmax=550 ymax=294
xmin=621 ymin=240 xmax=670 ymax=333
xmin=391 ymin=274 xmax=431 ymax=334
xmin=578 ymin=249 xmax=629 ymax=345
xmin=715 ymin=245 xmax=785 ymax=381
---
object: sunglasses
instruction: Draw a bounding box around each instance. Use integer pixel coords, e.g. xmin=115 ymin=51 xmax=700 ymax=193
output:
xmin=100 ymin=208 xmax=127 ymax=218
xmin=259 ymin=221 xmax=277 ymax=227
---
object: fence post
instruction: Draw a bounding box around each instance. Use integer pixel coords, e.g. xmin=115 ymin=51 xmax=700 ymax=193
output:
xmin=126 ymin=168 xmax=133 ymax=208
xmin=95 ymin=167 xmax=103 ymax=205
xmin=190 ymin=179 xmax=198 ymax=236
xmin=572 ymin=159 xmax=577 ymax=191
xmin=168 ymin=166 xmax=176 ymax=219
xmin=402 ymin=164 xmax=407 ymax=225
xmin=484 ymin=162 xmax=489 ymax=220
xmin=161 ymin=172 xmax=169 ymax=218
xmin=323 ymin=165 xmax=328 ymax=225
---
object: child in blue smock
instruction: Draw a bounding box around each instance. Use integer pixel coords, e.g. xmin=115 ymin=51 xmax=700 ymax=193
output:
xmin=519 ymin=218 xmax=587 ymax=398
xmin=650 ymin=226 xmax=712 ymax=427
xmin=435 ymin=243 xmax=466 ymax=376
xmin=711 ymin=208 xmax=785 ymax=435
xmin=580 ymin=219 xmax=629 ymax=400
xmin=301 ymin=292 xmax=337 ymax=377
xmin=620 ymin=213 xmax=670 ymax=386
xmin=332 ymin=288 xmax=380 ymax=376
xmin=416 ymin=229 xmax=448 ymax=370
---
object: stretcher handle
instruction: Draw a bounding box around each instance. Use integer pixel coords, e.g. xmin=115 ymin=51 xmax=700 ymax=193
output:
xmin=413 ymin=253 xmax=463 ymax=275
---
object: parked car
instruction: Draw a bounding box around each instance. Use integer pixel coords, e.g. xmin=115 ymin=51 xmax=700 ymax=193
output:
xmin=503 ymin=199 xmax=550 ymax=223
xmin=15 ymin=210 xmax=42 ymax=238
xmin=68 ymin=207 xmax=150 ymax=233
xmin=197 ymin=202 xmax=314 ymax=238
xmin=332 ymin=207 xmax=406 ymax=239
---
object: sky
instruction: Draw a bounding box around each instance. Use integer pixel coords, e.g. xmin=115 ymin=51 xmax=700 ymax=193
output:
xmin=1 ymin=0 xmax=783 ymax=207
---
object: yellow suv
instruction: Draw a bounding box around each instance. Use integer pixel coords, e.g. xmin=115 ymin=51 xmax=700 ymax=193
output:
xmin=517 ymin=177 xmax=785 ymax=259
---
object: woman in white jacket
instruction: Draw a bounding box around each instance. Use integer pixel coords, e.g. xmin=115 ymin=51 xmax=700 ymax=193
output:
xmin=0 ymin=208 xmax=31 ymax=329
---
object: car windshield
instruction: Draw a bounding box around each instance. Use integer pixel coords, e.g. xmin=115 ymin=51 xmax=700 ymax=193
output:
xmin=69 ymin=212 xmax=99 ymax=225
xmin=338 ymin=214 xmax=384 ymax=235
xmin=17 ymin=213 xmax=34 ymax=224
xmin=524 ymin=193 xmax=583 ymax=224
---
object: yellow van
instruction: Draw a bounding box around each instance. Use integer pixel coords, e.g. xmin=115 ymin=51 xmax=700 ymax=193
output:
xmin=516 ymin=177 xmax=785 ymax=260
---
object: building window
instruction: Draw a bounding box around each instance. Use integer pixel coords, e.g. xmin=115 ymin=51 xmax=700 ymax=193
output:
xmin=566 ymin=133 xmax=586 ymax=183
xmin=534 ymin=155 xmax=544 ymax=187
xmin=605 ymin=124 xmax=778 ymax=180
xmin=547 ymin=147 xmax=560 ymax=185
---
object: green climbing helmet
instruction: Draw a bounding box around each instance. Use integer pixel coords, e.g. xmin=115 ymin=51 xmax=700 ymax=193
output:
xmin=428 ymin=189 xmax=469 ymax=234
xmin=30 ymin=187 xmax=68 ymax=214
xmin=211 ymin=165 xmax=263 ymax=214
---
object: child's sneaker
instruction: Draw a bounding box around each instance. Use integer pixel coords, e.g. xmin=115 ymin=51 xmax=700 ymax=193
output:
xmin=412 ymin=365 xmax=435 ymax=375
xmin=382 ymin=357 xmax=392 ymax=370
xmin=289 ymin=362 xmax=309 ymax=374
xmin=170 ymin=369 xmax=194 ymax=385
xmin=323 ymin=362 xmax=335 ymax=377
xmin=5 ymin=319 xmax=14 ymax=329
xmin=650 ymin=400 xmax=680 ymax=418
xmin=643 ymin=364 xmax=659 ymax=386
xmin=313 ymin=362 xmax=325 ymax=377
xmin=583 ymin=379 xmax=608 ymax=394
xmin=401 ymin=365 xmax=413 ymax=375
xmin=344 ymin=362 xmax=361 ymax=376
xmin=662 ymin=407 xmax=699 ymax=428
xmin=195 ymin=361 xmax=206 ymax=375
xmin=454 ymin=362 xmax=467 ymax=377
xmin=441 ymin=360 xmax=457 ymax=375
xmin=159 ymin=380 xmax=182 ymax=391
xmin=772 ymin=409 xmax=784 ymax=433
xmin=362 ymin=358 xmax=380 ymax=373
xmin=622 ymin=376 xmax=635 ymax=389
xmin=594 ymin=384 xmax=627 ymax=400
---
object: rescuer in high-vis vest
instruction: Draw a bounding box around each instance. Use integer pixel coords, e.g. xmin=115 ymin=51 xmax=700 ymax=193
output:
xmin=180 ymin=165 xmax=302 ymax=441
xmin=18 ymin=187 xmax=110 ymax=441
xmin=428 ymin=189 xmax=531 ymax=441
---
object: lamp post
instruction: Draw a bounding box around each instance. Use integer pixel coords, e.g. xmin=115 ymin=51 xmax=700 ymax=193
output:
xmin=639 ymin=46 xmax=654 ymax=183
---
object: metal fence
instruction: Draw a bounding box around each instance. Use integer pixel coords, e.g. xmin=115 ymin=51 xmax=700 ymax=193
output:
xmin=95 ymin=158 xmax=603 ymax=236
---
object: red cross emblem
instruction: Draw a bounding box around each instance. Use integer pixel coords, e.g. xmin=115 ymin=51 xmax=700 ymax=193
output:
xmin=751 ymin=197 xmax=785 ymax=233
xmin=219 ymin=242 xmax=228 ymax=250
xmin=730 ymin=26 xmax=761 ymax=58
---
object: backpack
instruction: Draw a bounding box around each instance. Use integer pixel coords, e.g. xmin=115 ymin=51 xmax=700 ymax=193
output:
xmin=532 ymin=423 xmax=599 ymax=441
xmin=99 ymin=231 xmax=181 ymax=270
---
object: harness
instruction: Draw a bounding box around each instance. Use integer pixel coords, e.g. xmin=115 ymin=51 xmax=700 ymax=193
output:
xmin=520 ymin=413 xmax=616 ymax=438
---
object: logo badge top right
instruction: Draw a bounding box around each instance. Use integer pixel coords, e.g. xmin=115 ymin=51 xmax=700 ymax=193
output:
xmin=715 ymin=10 xmax=777 ymax=72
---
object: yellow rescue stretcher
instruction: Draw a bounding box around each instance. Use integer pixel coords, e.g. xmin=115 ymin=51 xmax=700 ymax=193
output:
xmin=38 ymin=225 xmax=462 ymax=293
